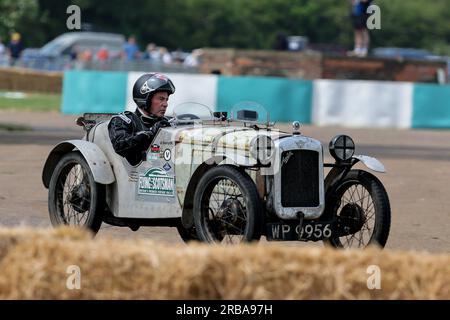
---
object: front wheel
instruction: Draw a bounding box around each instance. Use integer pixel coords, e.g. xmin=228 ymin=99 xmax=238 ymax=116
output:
xmin=193 ymin=165 xmax=262 ymax=244
xmin=176 ymin=221 xmax=199 ymax=243
xmin=48 ymin=152 xmax=105 ymax=233
xmin=323 ymin=170 xmax=391 ymax=249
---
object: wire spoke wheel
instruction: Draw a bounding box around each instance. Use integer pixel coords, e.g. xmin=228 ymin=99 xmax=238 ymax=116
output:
xmin=58 ymin=162 xmax=91 ymax=226
xmin=194 ymin=166 xmax=262 ymax=244
xmin=325 ymin=170 xmax=391 ymax=249
xmin=206 ymin=178 xmax=247 ymax=244
xmin=336 ymin=184 xmax=376 ymax=248
xmin=48 ymin=152 xmax=104 ymax=233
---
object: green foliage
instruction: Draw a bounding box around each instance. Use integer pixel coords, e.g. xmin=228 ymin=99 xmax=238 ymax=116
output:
xmin=373 ymin=0 xmax=450 ymax=55
xmin=0 ymin=0 xmax=44 ymax=46
xmin=0 ymin=0 xmax=448 ymax=55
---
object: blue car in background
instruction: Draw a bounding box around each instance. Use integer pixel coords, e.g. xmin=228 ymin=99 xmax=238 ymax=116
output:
xmin=372 ymin=47 xmax=449 ymax=81
xmin=20 ymin=32 xmax=125 ymax=71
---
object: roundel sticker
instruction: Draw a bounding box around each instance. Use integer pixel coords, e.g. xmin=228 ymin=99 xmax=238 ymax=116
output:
xmin=163 ymin=149 xmax=171 ymax=161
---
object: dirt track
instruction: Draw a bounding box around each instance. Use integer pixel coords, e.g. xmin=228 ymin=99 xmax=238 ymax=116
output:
xmin=0 ymin=109 xmax=449 ymax=252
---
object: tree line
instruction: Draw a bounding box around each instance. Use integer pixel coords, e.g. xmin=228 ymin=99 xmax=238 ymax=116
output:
xmin=1 ymin=0 xmax=449 ymax=55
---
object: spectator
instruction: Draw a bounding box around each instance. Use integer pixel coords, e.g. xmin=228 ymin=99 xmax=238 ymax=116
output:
xmin=96 ymin=45 xmax=109 ymax=61
xmin=348 ymin=0 xmax=373 ymax=57
xmin=123 ymin=35 xmax=140 ymax=61
xmin=0 ymin=37 xmax=6 ymax=66
xmin=142 ymin=43 xmax=157 ymax=61
xmin=183 ymin=49 xmax=204 ymax=67
xmin=8 ymin=32 xmax=23 ymax=65
xmin=159 ymin=47 xmax=172 ymax=64
xmin=69 ymin=45 xmax=79 ymax=61
xmin=171 ymin=49 xmax=185 ymax=64
xmin=273 ymin=33 xmax=288 ymax=51
xmin=79 ymin=49 xmax=93 ymax=62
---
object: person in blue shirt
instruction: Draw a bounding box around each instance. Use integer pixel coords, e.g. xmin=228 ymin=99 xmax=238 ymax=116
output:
xmin=348 ymin=0 xmax=373 ymax=57
xmin=123 ymin=35 xmax=140 ymax=61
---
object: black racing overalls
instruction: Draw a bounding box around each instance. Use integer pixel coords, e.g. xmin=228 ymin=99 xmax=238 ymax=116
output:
xmin=108 ymin=108 xmax=168 ymax=166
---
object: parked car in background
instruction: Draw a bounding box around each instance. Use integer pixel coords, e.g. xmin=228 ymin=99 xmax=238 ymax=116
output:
xmin=372 ymin=47 xmax=437 ymax=60
xmin=20 ymin=32 xmax=125 ymax=70
xmin=372 ymin=47 xmax=448 ymax=64
xmin=372 ymin=47 xmax=449 ymax=82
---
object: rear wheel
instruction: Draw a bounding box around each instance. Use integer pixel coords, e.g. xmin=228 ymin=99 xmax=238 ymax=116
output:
xmin=193 ymin=166 xmax=262 ymax=244
xmin=324 ymin=170 xmax=391 ymax=248
xmin=48 ymin=152 xmax=105 ymax=233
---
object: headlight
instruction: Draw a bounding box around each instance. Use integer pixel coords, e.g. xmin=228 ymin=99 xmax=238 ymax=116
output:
xmin=329 ymin=135 xmax=355 ymax=162
xmin=250 ymin=135 xmax=275 ymax=165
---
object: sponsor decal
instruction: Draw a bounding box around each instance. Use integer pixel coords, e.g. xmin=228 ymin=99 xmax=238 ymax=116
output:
xmin=140 ymin=81 xmax=151 ymax=94
xmin=147 ymin=152 xmax=158 ymax=161
xmin=138 ymin=167 xmax=175 ymax=196
xmin=163 ymin=149 xmax=171 ymax=161
xmin=163 ymin=162 xmax=172 ymax=171
xmin=116 ymin=113 xmax=131 ymax=124
xmin=151 ymin=144 xmax=160 ymax=153
xmin=154 ymin=73 xmax=168 ymax=81
xmin=161 ymin=140 xmax=175 ymax=146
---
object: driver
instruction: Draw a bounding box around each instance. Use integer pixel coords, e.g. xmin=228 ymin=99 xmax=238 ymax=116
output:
xmin=108 ymin=73 xmax=175 ymax=166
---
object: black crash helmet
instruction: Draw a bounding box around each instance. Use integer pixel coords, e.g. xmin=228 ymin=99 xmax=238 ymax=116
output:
xmin=132 ymin=73 xmax=175 ymax=108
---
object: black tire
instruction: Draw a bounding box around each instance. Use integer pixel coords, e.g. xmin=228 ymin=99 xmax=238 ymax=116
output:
xmin=176 ymin=222 xmax=199 ymax=243
xmin=48 ymin=152 xmax=105 ymax=233
xmin=324 ymin=170 xmax=391 ymax=249
xmin=193 ymin=165 xmax=262 ymax=244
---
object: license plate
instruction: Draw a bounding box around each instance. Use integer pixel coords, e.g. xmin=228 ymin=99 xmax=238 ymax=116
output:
xmin=266 ymin=222 xmax=333 ymax=241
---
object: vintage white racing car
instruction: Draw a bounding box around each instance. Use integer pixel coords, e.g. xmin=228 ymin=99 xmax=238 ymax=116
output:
xmin=42 ymin=102 xmax=391 ymax=248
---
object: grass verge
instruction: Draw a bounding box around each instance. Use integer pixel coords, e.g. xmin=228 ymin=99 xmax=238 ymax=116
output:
xmin=0 ymin=91 xmax=61 ymax=112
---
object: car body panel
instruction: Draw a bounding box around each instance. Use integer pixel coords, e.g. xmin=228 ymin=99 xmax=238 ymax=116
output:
xmin=42 ymin=139 xmax=115 ymax=188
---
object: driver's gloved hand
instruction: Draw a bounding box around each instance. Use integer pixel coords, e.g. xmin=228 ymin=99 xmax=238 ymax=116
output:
xmin=152 ymin=119 xmax=171 ymax=132
xmin=158 ymin=119 xmax=171 ymax=128
xmin=135 ymin=131 xmax=153 ymax=143
xmin=135 ymin=120 xmax=171 ymax=144
xmin=148 ymin=119 xmax=171 ymax=136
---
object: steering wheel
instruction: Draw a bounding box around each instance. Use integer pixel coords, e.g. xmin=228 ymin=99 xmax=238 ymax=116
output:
xmin=176 ymin=113 xmax=200 ymax=120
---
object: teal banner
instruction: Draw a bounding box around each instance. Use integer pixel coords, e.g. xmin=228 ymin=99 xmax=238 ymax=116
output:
xmin=62 ymin=71 xmax=128 ymax=114
xmin=217 ymin=76 xmax=313 ymax=123
xmin=413 ymin=84 xmax=450 ymax=128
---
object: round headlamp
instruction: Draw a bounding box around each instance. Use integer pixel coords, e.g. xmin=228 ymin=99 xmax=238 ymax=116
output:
xmin=250 ymin=135 xmax=275 ymax=165
xmin=329 ymin=135 xmax=355 ymax=162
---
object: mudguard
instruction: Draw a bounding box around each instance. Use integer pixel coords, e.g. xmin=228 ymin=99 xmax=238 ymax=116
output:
xmin=353 ymin=155 xmax=386 ymax=173
xmin=42 ymin=140 xmax=115 ymax=188
xmin=324 ymin=155 xmax=386 ymax=193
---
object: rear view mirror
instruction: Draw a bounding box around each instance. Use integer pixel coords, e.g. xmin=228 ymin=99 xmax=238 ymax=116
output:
xmin=237 ymin=110 xmax=258 ymax=121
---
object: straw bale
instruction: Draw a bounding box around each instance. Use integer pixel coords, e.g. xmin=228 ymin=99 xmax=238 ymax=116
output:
xmin=0 ymin=227 xmax=448 ymax=299
xmin=0 ymin=67 xmax=62 ymax=93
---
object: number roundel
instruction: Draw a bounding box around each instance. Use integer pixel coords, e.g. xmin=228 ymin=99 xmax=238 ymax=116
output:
xmin=163 ymin=149 xmax=171 ymax=161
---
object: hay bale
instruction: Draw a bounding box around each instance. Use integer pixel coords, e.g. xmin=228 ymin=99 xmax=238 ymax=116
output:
xmin=0 ymin=227 xmax=448 ymax=299
xmin=0 ymin=67 xmax=62 ymax=93
xmin=0 ymin=226 xmax=91 ymax=262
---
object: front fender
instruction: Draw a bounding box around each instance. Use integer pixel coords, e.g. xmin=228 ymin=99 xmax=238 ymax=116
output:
xmin=353 ymin=155 xmax=386 ymax=173
xmin=324 ymin=155 xmax=386 ymax=196
xmin=42 ymin=140 xmax=115 ymax=188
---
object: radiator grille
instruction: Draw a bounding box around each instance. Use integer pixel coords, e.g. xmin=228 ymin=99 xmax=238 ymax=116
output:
xmin=281 ymin=150 xmax=319 ymax=207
